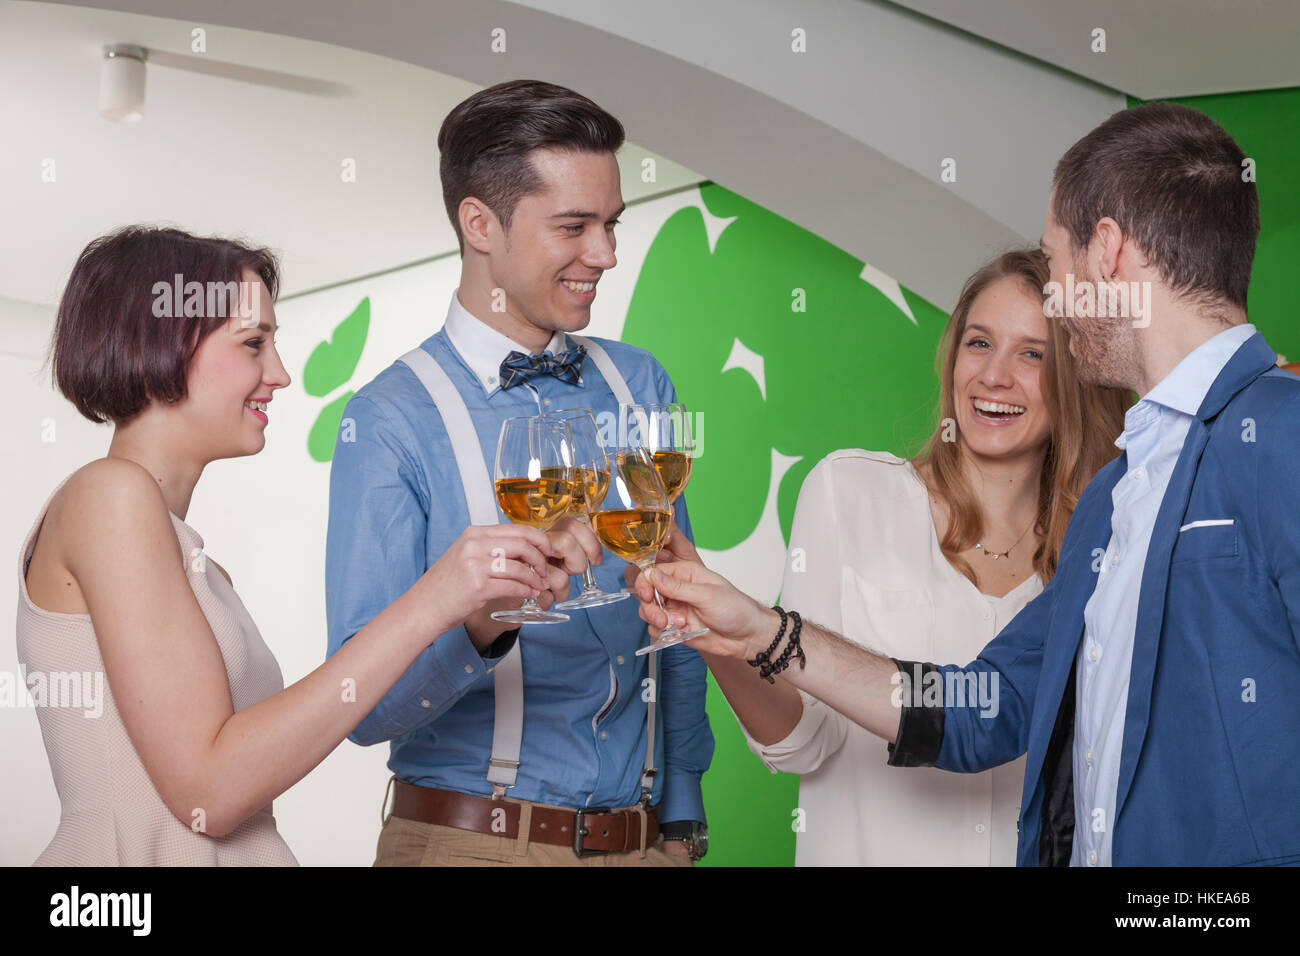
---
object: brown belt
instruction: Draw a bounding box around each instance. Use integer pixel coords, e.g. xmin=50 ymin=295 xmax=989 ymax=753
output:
xmin=390 ymin=780 xmax=660 ymax=856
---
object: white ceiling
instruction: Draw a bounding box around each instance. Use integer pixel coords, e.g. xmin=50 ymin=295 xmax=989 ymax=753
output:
xmin=891 ymin=0 xmax=1300 ymax=99
xmin=0 ymin=0 xmax=702 ymax=306
xmin=6 ymin=0 xmax=1297 ymax=313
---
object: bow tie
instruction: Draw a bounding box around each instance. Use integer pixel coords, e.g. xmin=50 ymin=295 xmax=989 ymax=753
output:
xmin=498 ymin=345 xmax=587 ymax=390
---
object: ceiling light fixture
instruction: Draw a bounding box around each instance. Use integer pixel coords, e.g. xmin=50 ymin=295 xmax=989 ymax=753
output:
xmin=100 ymin=43 xmax=147 ymax=123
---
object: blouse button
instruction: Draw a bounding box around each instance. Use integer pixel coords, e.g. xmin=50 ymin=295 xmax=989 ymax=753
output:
xmin=975 ymin=823 xmax=986 ymax=834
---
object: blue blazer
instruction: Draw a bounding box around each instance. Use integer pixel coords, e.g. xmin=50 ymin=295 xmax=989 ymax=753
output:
xmin=889 ymin=331 xmax=1300 ymax=865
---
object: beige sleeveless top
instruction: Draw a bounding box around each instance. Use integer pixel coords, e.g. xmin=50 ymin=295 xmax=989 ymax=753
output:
xmin=16 ymin=476 xmax=299 ymax=866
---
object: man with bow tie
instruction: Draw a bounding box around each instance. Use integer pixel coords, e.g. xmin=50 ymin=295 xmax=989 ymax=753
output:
xmin=323 ymin=80 xmax=714 ymax=866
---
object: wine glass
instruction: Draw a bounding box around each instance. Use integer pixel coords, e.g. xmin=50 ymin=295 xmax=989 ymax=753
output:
xmin=548 ymin=408 xmax=630 ymax=610
xmin=620 ymin=402 xmax=696 ymax=505
xmin=490 ymin=416 xmax=577 ymax=625
xmin=593 ymin=442 xmax=709 ymax=657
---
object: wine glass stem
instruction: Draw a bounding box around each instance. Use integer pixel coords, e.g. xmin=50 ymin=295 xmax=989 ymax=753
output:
xmin=639 ymin=560 xmax=674 ymax=630
xmin=577 ymin=513 xmax=598 ymax=590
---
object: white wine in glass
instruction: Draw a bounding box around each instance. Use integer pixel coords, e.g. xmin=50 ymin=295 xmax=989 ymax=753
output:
xmin=546 ymin=407 xmax=629 ymax=610
xmin=620 ymin=402 xmax=696 ymax=504
xmin=490 ymin=416 xmax=576 ymax=625
xmin=593 ymin=445 xmax=709 ymax=656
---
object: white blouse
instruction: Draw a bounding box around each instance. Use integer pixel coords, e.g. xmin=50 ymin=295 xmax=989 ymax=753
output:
xmin=739 ymin=449 xmax=1043 ymax=866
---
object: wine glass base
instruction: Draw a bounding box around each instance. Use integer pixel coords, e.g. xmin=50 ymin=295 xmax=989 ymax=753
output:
xmin=555 ymin=588 xmax=632 ymax=610
xmin=491 ymin=608 xmax=570 ymax=624
xmin=635 ymin=627 xmax=710 ymax=656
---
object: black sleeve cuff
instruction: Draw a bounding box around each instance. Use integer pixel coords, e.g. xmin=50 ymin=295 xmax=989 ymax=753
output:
xmin=659 ymin=821 xmax=702 ymax=835
xmin=885 ymin=658 xmax=946 ymax=768
xmin=482 ymin=628 xmax=520 ymax=660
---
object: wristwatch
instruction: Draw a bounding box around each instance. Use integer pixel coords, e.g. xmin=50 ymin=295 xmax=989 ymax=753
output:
xmin=660 ymin=821 xmax=708 ymax=861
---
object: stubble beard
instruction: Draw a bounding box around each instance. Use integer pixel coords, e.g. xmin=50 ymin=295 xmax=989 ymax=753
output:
xmin=1067 ymin=253 xmax=1140 ymax=391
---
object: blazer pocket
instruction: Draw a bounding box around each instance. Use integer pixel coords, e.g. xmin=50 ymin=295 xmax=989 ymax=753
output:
xmin=1171 ymin=518 xmax=1238 ymax=562
xmin=840 ymin=567 xmax=934 ymax=660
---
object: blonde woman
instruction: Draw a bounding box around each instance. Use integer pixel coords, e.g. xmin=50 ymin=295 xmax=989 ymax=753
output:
xmin=646 ymin=248 xmax=1130 ymax=865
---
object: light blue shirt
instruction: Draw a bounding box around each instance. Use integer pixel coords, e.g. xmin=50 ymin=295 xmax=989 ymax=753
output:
xmin=1071 ymin=322 xmax=1257 ymax=866
xmin=325 ymin=294 xmax=714 ymax=823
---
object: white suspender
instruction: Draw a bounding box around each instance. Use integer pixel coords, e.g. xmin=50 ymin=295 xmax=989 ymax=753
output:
xmin=399 ymin=339 xmax=659 ymax=802
xmin=399 ymin=348 xmax=498 ymax=525
xmin=399 ymin=347 xmax=524 ymax=795
xmin=571 ymin=334 xmax=659 ymax=797
xmin=569 ymin=334 xmax=635 ymax=406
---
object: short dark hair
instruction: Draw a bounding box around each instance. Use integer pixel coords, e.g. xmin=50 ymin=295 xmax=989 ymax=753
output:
xmin=437 ymin=79 xmax=625 ymax=254
xmin=1052 ymin=101 xmax=1259 ymax=309
xmin=51 ymin=225 xmax=280 ymax=424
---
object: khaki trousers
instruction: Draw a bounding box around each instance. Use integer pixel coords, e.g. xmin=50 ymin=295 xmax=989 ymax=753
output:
xmin=372 ymin=785 xmax=690 ymax=868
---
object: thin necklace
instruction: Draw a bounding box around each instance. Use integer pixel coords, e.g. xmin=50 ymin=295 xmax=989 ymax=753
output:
xmin=975 ymin=517 xmax=1036 ymax=561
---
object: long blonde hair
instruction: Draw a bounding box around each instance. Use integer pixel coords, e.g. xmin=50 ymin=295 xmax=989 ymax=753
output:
xmin=911 ymin=248 xmax=1131 ymax=584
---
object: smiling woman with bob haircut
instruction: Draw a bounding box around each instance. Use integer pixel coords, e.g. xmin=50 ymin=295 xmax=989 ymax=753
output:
xmin=16 ymin=226 xmax=595 ymax=865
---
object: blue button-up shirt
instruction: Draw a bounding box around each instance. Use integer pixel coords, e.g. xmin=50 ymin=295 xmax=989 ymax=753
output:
xmin=325 ymin=294 xmax=714 ymax=823
xmin=1071 ymin=322 xmax=1257 ymax=866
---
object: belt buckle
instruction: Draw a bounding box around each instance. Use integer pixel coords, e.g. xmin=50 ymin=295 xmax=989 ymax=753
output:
xmin=573 ymin=806 xmax=612 ymax=857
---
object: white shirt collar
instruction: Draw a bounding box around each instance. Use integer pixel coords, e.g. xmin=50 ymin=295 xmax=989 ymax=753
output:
xmin=1114 ymin=322 xmax=1256 ymax=450
xmin=443 ymin=291 xmax=569 ymax=396
xmin=1142 ymin=322 xmax=1256 ymax=417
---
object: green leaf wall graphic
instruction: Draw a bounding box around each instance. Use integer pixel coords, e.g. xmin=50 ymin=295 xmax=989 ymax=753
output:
xmin=623 ymin=184 xmax=947 ymax=551
xmin=305 ymin=296 xmax=369 ymax=462
xmin=304 ymin=297 xmax=369 ymax=396
xmin=622 ymin=183 xmax=949 ymax=867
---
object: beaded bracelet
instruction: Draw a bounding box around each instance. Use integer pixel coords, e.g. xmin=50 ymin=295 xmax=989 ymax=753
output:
xmin=747 ymin=606 xmax=789 ymax=679
xmin=760 ymin=611 xmax=804 ymax=682
xmin=765 ymin=611 xmax=805 ymax=680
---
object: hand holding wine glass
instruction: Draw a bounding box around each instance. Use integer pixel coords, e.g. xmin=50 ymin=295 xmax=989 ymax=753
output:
xmin=628 ymin=558 xmax=776 ymax=663
xmin=428 ymin=523 xmax=577 ymax=651
xmin=621 ymin=515 xmax=700 ymax=594
xmin=491 ymin=416 xmax=578 ymax=625
xmin=593 ymin=440 xmax=708 ymax=656
xmin=461 ymin=514 xmax=604 ymax=649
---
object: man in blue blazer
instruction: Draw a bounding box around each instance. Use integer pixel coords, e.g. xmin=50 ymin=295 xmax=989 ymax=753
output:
xmin=628 ymin=101 xmax=1298 ymax=865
